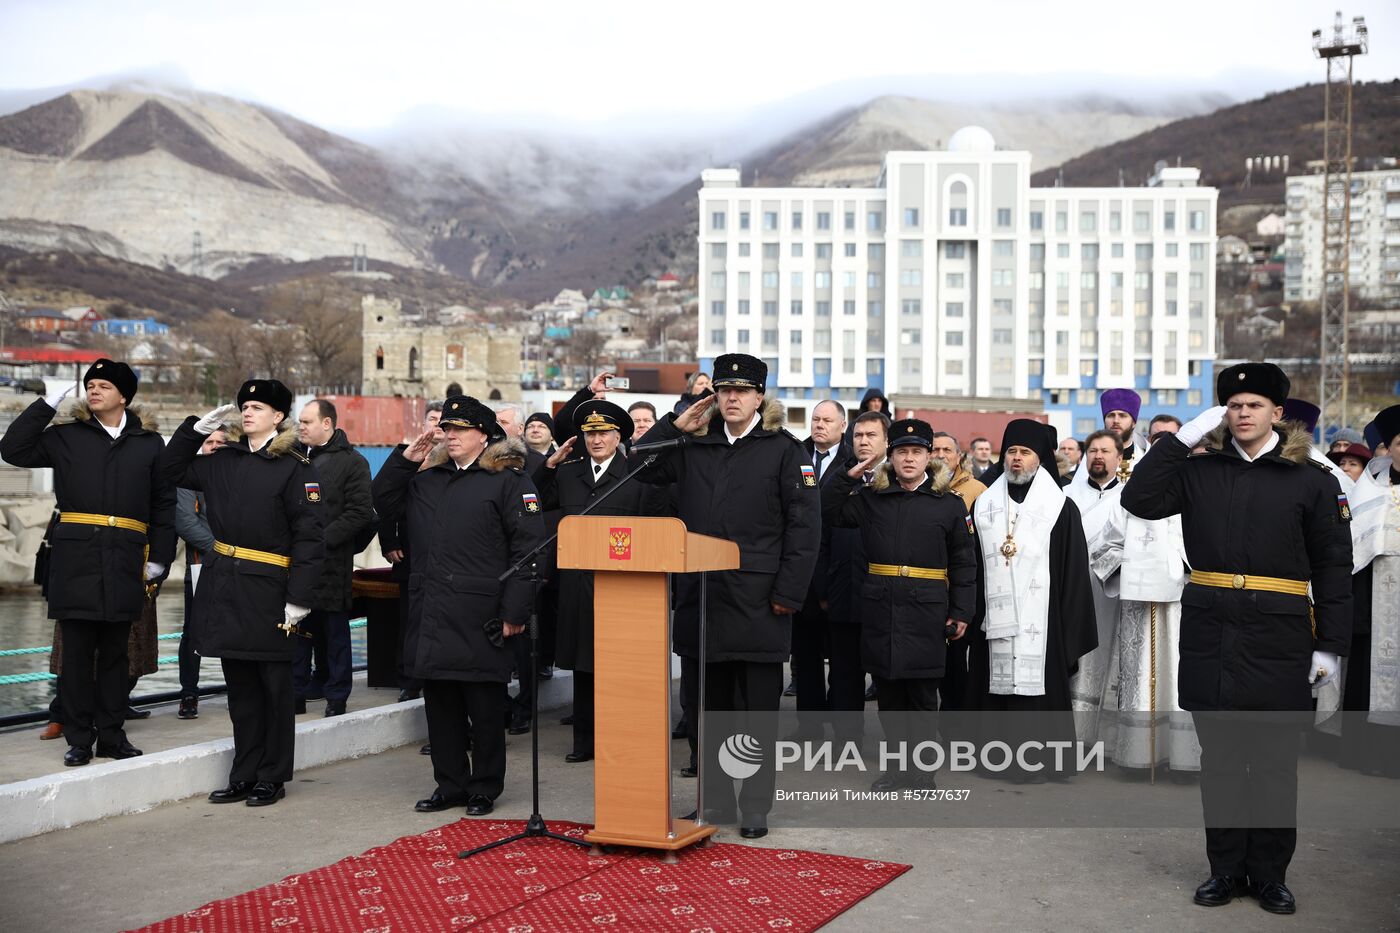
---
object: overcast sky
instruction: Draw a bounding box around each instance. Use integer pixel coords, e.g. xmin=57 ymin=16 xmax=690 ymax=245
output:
xmin=1 ymin=0 xmax=1395 ymax=133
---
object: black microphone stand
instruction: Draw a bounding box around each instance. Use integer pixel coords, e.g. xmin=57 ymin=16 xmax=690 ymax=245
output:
xmin=459 ymin=450 xmax=664 ymax=859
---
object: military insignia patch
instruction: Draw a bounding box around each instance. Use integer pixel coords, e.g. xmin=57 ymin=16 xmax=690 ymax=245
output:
xmin=304 ymin=482 xmax=321 ymax=502
xmin=1337 ymin=493 xmax=1351 ymax=522
xmin=799 ymin=464 xmax=816 ymax=487
xmin=522 ymin=492 xmax=540 ymax=513
xmin=965 ymin=514 xmax=975 ymax=535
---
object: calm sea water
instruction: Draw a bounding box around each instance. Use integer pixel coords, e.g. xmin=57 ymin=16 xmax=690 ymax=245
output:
xmin=0 ymin=593 xmax=366 ymax=717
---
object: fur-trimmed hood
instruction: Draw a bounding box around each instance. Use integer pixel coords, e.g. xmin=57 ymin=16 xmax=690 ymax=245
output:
xmin=425 ymin=436 xmax=527 ymax=473
xmin=1202 ymin=422 xmax=1314 ymax=465
xmin=238 ymin=420 xmax=302 ymax=460
xmin=60 ymin=399 xmax=159 ymax=433
xmin=871 ymin=456 xmax=954 ymax=494
xmin=693 ymin=397 xmax=786 ymax=438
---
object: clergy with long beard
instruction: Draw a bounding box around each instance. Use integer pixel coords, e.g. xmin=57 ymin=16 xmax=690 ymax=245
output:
xmin=968 ymin=419 xmax=1098 ymax=782
xmin=1100 ymin=388 xmax=1147 ymax=476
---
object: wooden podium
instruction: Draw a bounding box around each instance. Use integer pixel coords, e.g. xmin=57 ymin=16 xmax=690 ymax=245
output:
xmin=557 ymin=515 xmax=739 ymax=853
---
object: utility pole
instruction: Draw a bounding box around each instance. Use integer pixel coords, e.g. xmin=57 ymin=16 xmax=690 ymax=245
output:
xmin=1313 ymin=11 xmax=1368 ymax=436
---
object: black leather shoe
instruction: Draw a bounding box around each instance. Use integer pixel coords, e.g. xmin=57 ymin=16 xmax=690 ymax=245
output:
xmin=415 ymin=792 xmax=466 ymax=813
xmin=537 ymin=665 xmax=553 ymax=680
xmin=419 ymin=743 xmax=432 ymax=755
xmin=508 ymin=718 xmax=531 ymax=735
xmin=672 ymin=722 xmax=688 ymax=740
xmin=245 ymin=782 xmax=285 ymax=807
xmin=565 ymin=749 xmax=594 ymax=763
xmin=864 ymin=683 xmax=878 ymax=702
xmin=177 ymin=696 xmax=199 ymax=719
xmin=739 ymin=813 xmax=768 ymax=839
xmin=682 ymin=807 xmax=737 ymax=824
xmin=1193 ymin=875 xmax=1247 ymax=907
xmin=679 ymin=765 xmax=697 ymax=778
xmin=465 ymin=795 xmax=493 ymax=816
xmin=397 ymin=688 xmax=421 ymax=702
xmin=782 ymin=680 xmax=796 ymax=697
xmin=124 ymin=705 xmax=151 ymax=720
xmin=63 ymin=746 xmax=92 ymax=767
xmin=96 ymin=740 xmax=143 ymax=760
xmin=324 ymin=700 xmax=346 ymax=717
xmin=209 ymin=781 xmax=254 ymax=803
xmin=871 ymin=772 xmax=902 ymax=791
xmin=1254 ymin=881 xmax=1296 ymax=915
xmin=294 ymin=697 xmax=307 ymax=715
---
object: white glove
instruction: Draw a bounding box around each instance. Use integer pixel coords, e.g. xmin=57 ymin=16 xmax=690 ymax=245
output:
xmin=1176 ymin=405 xmax=1228 ymax=448
xmin=43 ymin=383 xmax=78 ymax=410
xmin=194 ymin=403 xmax=237 ymax=435
xmin=284 ymin=603 xmax=311 ymax=625
xmin=1309 ymin=650 xmax=1340 ymax=688
xmin=144 ymin=562 xmax=166 ymax=581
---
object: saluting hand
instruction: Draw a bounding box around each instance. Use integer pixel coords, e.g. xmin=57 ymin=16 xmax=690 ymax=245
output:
xmin=194 ymin=403 xmax=237 ymax=436
xmin=847 ymin=451 xmax=882 ymax=479
xmin=402 ymin=429 xmax=437 ymax=463
xmin=545 ymin=435 xmax=577 ymax=469
xmin=1176 ymin=405 xmax=1228 ymax=449
xmin=673 ymin=394 xmax=715 ymax=434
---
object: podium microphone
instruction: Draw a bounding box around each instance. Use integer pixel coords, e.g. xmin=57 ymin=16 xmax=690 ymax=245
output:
xmin=630 ymin=436 xmax=687 ymax=453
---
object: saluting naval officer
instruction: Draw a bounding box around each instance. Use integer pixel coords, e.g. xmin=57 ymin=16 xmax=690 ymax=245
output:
xmin=0 ymin=359 xmax=175 ymax=766
xmin=533 ymin=398 xmax=669 ymax=763
xmin=371 ymin=395 xmax=544 ymax=817
xmin=824 ymin=418 xmax=976 ymax=790
xmin=161 ymin=379 xmax=326 ymax=807
xmin=1122 ymin=362 xmax=1353 ymax=915
xmin=636 ymin=352 xmax=820 ymax=839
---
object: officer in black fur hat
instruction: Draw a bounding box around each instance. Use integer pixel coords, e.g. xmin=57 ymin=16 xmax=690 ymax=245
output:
xmin=1123 ymin=362 xmax=1353 ymax=915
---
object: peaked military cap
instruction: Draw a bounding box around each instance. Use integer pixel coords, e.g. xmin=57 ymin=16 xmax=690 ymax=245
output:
xmin=573 ymin=399 xmax=634 ymax=443
xmin=888 ymin=418 xmax=934 ymax=450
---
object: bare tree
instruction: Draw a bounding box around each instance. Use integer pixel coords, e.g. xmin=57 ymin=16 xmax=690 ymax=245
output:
xmin=570 ymin=326 xmax=608 ymax=378
xmin=264 ymin=282 xmax=361 ymax=388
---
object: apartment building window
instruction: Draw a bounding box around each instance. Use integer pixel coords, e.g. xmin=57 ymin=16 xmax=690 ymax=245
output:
xmin=1135 ymin=360 xmax=1150 ymax=377
xmin=1190 ymin=300 xmax=1204 ymax=318
xmin=843 ymin=300 xmax=856 ymax=316
xmin=1135 ymin=299 xmax=1150 ymax=317
xmin=710 ymin=272 xmax=725 ymax=289
xmin=844 ymin=211 xmax=855 ymax=231
xmin=1081 ymin=299 xmax=1097 ymax=317
xmin=1056 ymin=211 xmax=1068 ymax=233
xmin=711 ymin=211 xmax=725 ymax=230
xmin=946 ymin=242 xmax=966 ymax=259
xmin=1081 ymin=244 xmax=1099 ymax=261
xmin=901 ymin=358 xmax=922 ymax=375
xmin=992 ymin=269 xmax=1014 ymax=286
xmin=1076 ymin=388 xmax=1097 ymax=405
xmin=1159 ymin=389 xmax=1179 ymax=405
xmin=1189 ymin=330 xmax=1205 ymax=348
xmin=1080 ymin=331 xmax=1097 ymax=351
xmin=949 ymin=207 xmax=968 ymax=226
xmin=1165 ymin=272 xmax=1178 ymax=291
xmin=867 ymin=272 xmax=883 ymax=288
xmin=993 ymin=328 xmax=1014 ymax=344
xmin=842 ymin=271 xmax=856 ymax=288
xmin=761 ymin=329 xmax=778 ymax=346
xmin=900 ymin=269 xmax=923 ymax=287
xmin=762 ymin=272 xmax=778 ymax=288
xmin=994 ymin=240 xmax=1014 ymax=257
xmin=710 ymin=301 xmax=725 ymax=315
xmin=1165 ymin=242 xmax=1178 ymax=257
xmin=1189 ymin=210 xmax=1206 ymax=232
xmin=946 ymin=272 xmax=965 ymax=288
xmin=738 ymin=243 xmax=750 ymax=257
xmin=738 ymin=299 xmax=751 ymax=315
xmin=901 ymin=328 xmax=921 ymax=345
xmin=816 ymin=243 xmax=832 ymax=260
xmin=710 ymin=243 xmax=726 ymax=259
xmin=996 ymin=207 xmax=1012 ymax=227
xmin=946 ymin=331 xmax=964 ymax=346
xmin=814 ymin=357 xmax=831 ymax=375
xmin=816 ymin=211 xmax=831 ymax=230
xmin=1057 ymin=299 xmax=1070 ymax=315
xmin=710 ymin=329 xmax=725 ymax=346
xmin=1164 ymin=210 xmax=1176 ymax=232
xmin=1110 ymin=299 xmax=1123 ymax=316
xmin=1187 ymin=389 xmax=1202 ymax=406
xmin=1081 ymin=272 xmax=1098 ymax=289
xmin=1057 ymin=243 xmax=1071 ymax=258
xmin=1080 ymin=211 xmax=1096 ymax=233
xmin=844 ymin=243 xmax=857 ymax=257
xmin=791 ymin=272 xmax=803 ymax=289
xmin=1162 ymin=358 xmax=1178 ymax=376
xmin=816 ymin=300 xmax=831 ymax=317
xmin=737 ymin=328 xmax=750 ymax=344
xmin=792 ymin=210 xmax=803 ymax=230
xmin=904 ymin=208 xmax=920 ymax=227
xmin=868 ymin=210 xmax=883 ymax=231
xmin=815 ymin=271 xmax=832 ymax=289
xmin=1135 ymin=331 xmax=1151 ymax=350
xmin=1110 ymin=211 xmax=1122 ymax=232
xmin=901 ymin=240 xmax=922 ymax=258
xmin=1111 ymin=272 xmax=1124 ymax=289
xmin=1134 ymin=272 xmax=1151 ymax=290
xmin=1189 ymin=272 xmax=1204 ymax=290
xmin=1030 ymin=211 xmax=1044 ymax=230
xmin=1029 ymin=272 xmax=1044 ymax=290
xmin=946 ymin=360 xmax=964 ymax=375
xmin=790 ymin=300 xmax=804 ymax=315
xmin=739 ymin=212 xmax=750 ymax=230
xmin=763 ymin=301 xmax=778 ymax=316
xmin=1080 ymin=360 xmax=1096 ymax=377
xmin=790 ymin=331 xmax=803 ymax=347
xmin=1111 ymin=243 xmax=1124 ymax=258
xmin=1133 ymin=210 xmax=1150 ymax=233
xmin=762 ymin=243 xmax=779 ymax=259
xmin=1057 ymin=271 xmax=1071 ymax=289
xmin=1135 ymin=244 xmax=1153 ymax=260
xmin=1165 ymin=299 xmax=1178 ymax=316
xmin=868 ymin=300 xmax=884 ymax=317
xmin=867 ymin=358 xmax=884 ymax=377
xmin=791 ymin=243 xmax=803 ymax=258
xmin=901 ymin=299 xmax=922 ymax=315
xmin=763 ymin=211 xmax=778 ymax=231
xmin=993 ymin=299 xmax=1013 ymax=313
xmin=1190 ymin=243 xmax=1207 ymax=260
xmin=868 ymin=243 xmax=885 ymax=261
xmin=1028 ymin=358 xmax=1043 ymax=375
xmin=866 ymin=326 xmax=884 ymax=350
xmin=1030 ymin=243 xmax=1045 ymax=260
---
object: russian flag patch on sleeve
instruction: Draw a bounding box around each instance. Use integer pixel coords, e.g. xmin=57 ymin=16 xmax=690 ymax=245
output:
xmin=522 ymin=492 xmax=540 ymax=513
xmin=799 ymin=464 xmax=816 ymax=487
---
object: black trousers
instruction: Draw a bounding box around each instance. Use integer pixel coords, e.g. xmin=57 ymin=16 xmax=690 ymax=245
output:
xmin=293 ymin=610 xmax=353 ymax=703
xmin=222 ymin=658 xmax=295 ymax=784
xmin=685 ymin=658 xmax=783 ymax=817
xmin=423 ymin=679 xmax=508 ymax=800
xmin=509 ymin=634 xmax=535 ymax=723
xmin=875 ymin=677 xmax=940 ymax=772
xmin=48 ymin=677 xmax=63 ymax=722
xmin=793 ymin=610 xmax=865 ymax=725
xmin=1193 ymin=714 xmax=1300 ymax=884
xmin=178 ymin=576 xmax=201 ymax=697
xmin=571 ymin=670 xmax=594 ymax=755
xmin=60 ymin=619 xmax=131 ymax=750
xmin=939 ymin=640 xmax=971 ymax=712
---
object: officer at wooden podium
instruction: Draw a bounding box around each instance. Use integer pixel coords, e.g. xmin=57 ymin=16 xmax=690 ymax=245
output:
xmin=637 ymin=352 xmax=820 ymax=839
xmin=533 ymin=398 xmax=668 ymax=764
xmin=1122 ymin=362 xmax=1352 ymax=916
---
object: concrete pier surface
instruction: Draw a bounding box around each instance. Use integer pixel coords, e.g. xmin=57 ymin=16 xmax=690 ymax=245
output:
xmin=0 ymin=684 xmax=1396 ymax=932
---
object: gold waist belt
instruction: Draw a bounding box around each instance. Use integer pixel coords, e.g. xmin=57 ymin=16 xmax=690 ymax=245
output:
xmin=213 ymin=541 xmax=292 ymax=569
xmin=1188 ymin=570 xmax=1309 ymax=597
xmin=867 ymin=563 xmax=948 ymax=581
xmin=59 ymin=512 xmax=148 ymax=534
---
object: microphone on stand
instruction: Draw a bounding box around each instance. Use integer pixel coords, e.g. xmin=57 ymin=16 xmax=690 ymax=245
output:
xmin=630 ymin=436 xmax=688 ymax=454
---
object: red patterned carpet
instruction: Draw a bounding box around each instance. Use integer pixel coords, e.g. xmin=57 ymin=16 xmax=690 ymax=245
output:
xmin=132 ymin=819 xmax=910 ymax=932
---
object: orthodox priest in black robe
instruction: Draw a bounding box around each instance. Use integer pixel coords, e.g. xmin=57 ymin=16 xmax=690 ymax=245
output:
xmin=967 ymin=419 xmax=1098 ymax=781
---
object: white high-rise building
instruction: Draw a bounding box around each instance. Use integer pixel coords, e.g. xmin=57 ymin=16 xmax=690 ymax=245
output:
xmin=1283 ymin=166 xmax=1400 ymax=303
xmin=696 ymin=128 xmax=1219 ymax=440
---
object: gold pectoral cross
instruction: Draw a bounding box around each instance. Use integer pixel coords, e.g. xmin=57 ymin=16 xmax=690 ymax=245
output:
xmin=1116 ymin=459 xmax=1132 ymax=484
xmin=1000 ymin=534 xmax=1018 ymax=565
